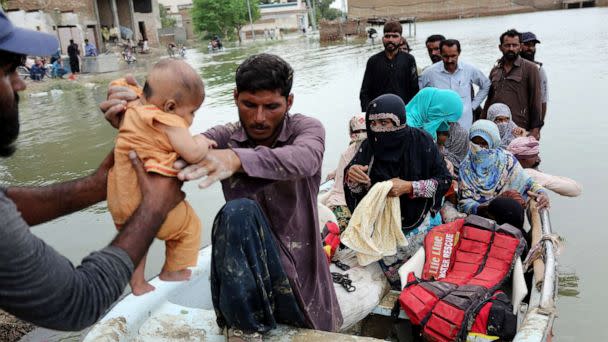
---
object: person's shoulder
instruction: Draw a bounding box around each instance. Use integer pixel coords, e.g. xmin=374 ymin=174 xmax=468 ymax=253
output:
xmin=410 ymin=126 xmax=435 ymax=144
xmin=288 ymin=113 xmax=324 ymax=131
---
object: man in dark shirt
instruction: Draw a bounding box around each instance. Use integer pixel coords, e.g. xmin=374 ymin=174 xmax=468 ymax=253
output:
xmin=0 ymin=11 xmax=183 ymax=331
xmin=359 ymin=21 xmax=419 ymax=111
xmin=483 ymin=29 xmax=542 ymax=140
xmin=67 ymin=39 xmax=80 ymax=75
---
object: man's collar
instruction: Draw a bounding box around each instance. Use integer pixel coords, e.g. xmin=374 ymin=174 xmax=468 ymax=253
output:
xmin=440 ymin=62 xmax=461 ymax=74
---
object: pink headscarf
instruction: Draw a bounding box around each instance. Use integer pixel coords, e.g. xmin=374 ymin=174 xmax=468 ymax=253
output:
xmin=349 ymin=113 xmax=367 ymax=143
xmin=507 ymin=136 xmax=540 ymax=158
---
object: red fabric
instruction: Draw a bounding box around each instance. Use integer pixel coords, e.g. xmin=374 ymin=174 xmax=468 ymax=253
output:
xmin=400 ymin=284 xmax=439 ymax=325
xmin=422 ymin=219 xmax=464 ymax=280
xmin=426 ymin=314 xmax=460 ymax=340
xmin=471 ymin=301 xmax=492 ymax=334
xmin=322 ymin=221 xmax=341 ymax=262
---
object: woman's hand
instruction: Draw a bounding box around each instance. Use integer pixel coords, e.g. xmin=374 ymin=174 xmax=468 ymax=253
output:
xmin=513 ymin=126 xmax=527 ymax=137
xmin=528 ymin=191 xmax=550 ymax=210
xmin=326 ymin=170 xmax=336 ymax=181
xmin=388 ymin=178 xmax=413 ymax=197
xmin=346 ymin=165 xmax=370 ymax=185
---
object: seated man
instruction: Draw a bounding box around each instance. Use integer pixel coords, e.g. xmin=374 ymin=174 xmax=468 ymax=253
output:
xmin=101 ymin=54 xmax=342 ymax=340
xmin=52 ymin=58 xmax=68 ymax=78
xmin=29 ymin=58 xmax=46 ymax=81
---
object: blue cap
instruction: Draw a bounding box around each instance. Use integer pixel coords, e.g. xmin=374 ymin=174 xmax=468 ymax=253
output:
xmin=521 ymin=32 xmax=540 ymax=44
xmin=0 ymin=10 xmax=59 ymax=55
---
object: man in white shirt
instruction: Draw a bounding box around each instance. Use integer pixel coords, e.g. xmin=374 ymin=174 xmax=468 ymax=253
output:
xmin=419 ymin=39 xmax=490 ymax=130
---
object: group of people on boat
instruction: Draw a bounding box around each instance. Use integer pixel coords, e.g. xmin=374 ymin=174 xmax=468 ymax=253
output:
xmin=0 ymin=10 xmax=581 ymax=342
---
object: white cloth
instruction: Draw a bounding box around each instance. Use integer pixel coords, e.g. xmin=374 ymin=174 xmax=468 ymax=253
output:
xmin=325 ymin=143 xmax=360 ymax=208
xmin=341 ymin=181 xmax=408 ymax=266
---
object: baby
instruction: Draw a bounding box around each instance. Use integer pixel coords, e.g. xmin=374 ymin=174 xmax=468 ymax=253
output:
xmin=107 ymin=59 xmax=211 ymax=295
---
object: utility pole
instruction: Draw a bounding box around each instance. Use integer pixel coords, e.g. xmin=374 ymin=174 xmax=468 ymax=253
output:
xmin=246 ymin=0 xmax=256 ymax=41
xmin=305 ymin=0 xmax=317 ymax=31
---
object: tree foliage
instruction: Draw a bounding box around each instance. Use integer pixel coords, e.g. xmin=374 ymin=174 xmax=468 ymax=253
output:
xmin=315 ymin=0 xmax=343 ymax=21
xmin=159 ymin=4 xmax=176 ymax=28
xmin=192 ymin=0 xmax=260 ymax=42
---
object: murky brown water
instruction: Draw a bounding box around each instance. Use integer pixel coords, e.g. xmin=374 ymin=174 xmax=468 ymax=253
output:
xmin=2 ymin=7 xmax=607 ymax=340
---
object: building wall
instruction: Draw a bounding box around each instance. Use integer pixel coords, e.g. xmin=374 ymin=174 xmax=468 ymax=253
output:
xmin=5 ymin=0 xmax=96 ymax=21
xmin=346 ymin=0 xmax=568 ymax=20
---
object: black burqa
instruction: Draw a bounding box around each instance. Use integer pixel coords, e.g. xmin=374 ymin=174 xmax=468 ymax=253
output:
xmin=344 ymin=94 xmax=452 ymax=233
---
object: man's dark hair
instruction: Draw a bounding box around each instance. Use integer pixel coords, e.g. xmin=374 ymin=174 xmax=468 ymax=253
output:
xmin=500 ymin=29 xmax=522 ymax=45
xmin=85 ymin=39 xmax=89 ymax=43
xmin=426 ymin=34 xmax=446 ymax=45
xmin=236 ymin=53 xmax=293 ymax=98
xmin=383 ymin=21 xmax=402 ymax=35
xmin=440 ymin=39 xmax=461 ymax=53
xmin=69 ymin=39 xmax=74 ymax=44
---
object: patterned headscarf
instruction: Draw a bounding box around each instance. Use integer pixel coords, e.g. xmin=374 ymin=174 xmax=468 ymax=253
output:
xmin=405 ymin=87 xmax=463 ymax=140
xmin=349 ymin=112 xmax=367 ymax=143
xmin=487 ymin=103 xmax=517 ymax=148
xmin=459 ymin=120 xmax=537 ymax=213
xmin=366 ymin=94 xmax=408 ymax=162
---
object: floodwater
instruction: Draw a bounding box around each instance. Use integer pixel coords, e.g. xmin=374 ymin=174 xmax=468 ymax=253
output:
xmin=2 ymin=7 xmax=607 ymax=340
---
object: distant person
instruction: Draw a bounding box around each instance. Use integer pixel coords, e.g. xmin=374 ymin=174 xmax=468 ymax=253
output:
xmin=508 ymin=137 xmax=582 ymax=197
xmin=101 ymin=25 xmax=110 ymax=43
xmin=84 ymin=39 xmax=97 ymax=56
xmin=167 ymin=42 xmax=176 ymax=57
xmin=50 ymin=48 xmax=60 ymax=64
xmin=424 ymin=34 xmax=445 ymax=66
xmin=399 ymin=37 xmax=411 ymax=53
xmin=107 ymin=60 xmax=211 ymax=295
xmin=520 ymin=31 xmax=548 ymax=121
xmin=29 ymin=58 xmax=46 ymax=81
xmin=0 ymin=10 xmax=184 ymax=331
xmin=419 ymin=39 xmax=490 ymax=130
xmin=483 ymin=29 xmax=542 ymax=140
xmin=359 ymin=21 xmax=419 ymax=111
xmin=109 ymin=26 xmax=119 ymax=44
xmin=67 ymin=39 xmax=80 ymax=77
xmin=51 ymin=58 xmax=68 ymax=78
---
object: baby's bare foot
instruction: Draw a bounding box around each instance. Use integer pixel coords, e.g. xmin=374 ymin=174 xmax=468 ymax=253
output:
xmin=131 ymin=280 xmax=155 ymax=296
xmin=159 ymin=269 xmax=192 ymax=281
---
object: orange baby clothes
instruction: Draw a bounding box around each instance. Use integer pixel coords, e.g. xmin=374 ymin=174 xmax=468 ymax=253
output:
xmin=156 ymin=200 xmax=201 ymax=272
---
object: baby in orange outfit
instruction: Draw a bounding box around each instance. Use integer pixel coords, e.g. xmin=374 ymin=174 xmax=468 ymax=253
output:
xmin=107 ymin=59 xmax=212 ymax=295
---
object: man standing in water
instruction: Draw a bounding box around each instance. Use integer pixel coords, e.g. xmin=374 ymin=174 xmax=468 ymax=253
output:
xmin=67 ymin=39 xmax=80 ymax=78
xmin=102 ymin=53 xmax=342 ymax=340
xmin=520 ymin=31 xmax=548 ymax=121
xmin=0 ymin=11 xmax=184 ymax=331
xmin=419 ymin=39 xmax=490 ymax=130
xmin=483 ymin=29 xmax=543 ymax=140
xmin=359 ymin=21 xmax=419 ymax=111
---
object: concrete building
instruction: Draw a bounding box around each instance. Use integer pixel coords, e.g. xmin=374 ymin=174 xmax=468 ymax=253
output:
xmin=243 ymin=0 xmax=309 ymax=39
xmin=4 ymin=0 xmax=162 ymax=54
xmin=158 ymin=0 xmax=195 ymax=40
xmin=347 ymin=0 xmax=606 ymax=21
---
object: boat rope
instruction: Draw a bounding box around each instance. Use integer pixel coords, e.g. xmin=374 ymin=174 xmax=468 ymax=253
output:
xmin=522 ymin=233 xmax=563 ymax=272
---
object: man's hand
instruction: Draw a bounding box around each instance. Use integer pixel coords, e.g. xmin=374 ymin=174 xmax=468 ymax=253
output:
xmin=175 ymin=149 xmax=242 ymax=189
xmin=130 ymin=151 xmax=184 ymax=214
xmin=99 ymin=75 xmax=140 ymax=129
xmin=513 ymin=126 xmax=527 ymax=137
xmin=346 ymin=165 xmax=370 ymax=185
xmin=388 ymin=178 xmax=413 ymax=197
xmin=528 ymin=191 xmax=550 ymax=210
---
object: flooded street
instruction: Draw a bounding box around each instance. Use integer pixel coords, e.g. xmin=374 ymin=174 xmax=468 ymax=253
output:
xmin=2 ymin=7 xmax=607 ymax=340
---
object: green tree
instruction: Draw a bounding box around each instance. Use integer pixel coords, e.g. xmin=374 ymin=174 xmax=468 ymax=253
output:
xmin=159 ymin=4 xmax=176 ymax=28
xmin=314 ymin=0 xmax=343 ymax=21
xmin=192 ymin=0 xmax=260 ymax=43
xmin=1 ymin=0 xmax=8 ymax=11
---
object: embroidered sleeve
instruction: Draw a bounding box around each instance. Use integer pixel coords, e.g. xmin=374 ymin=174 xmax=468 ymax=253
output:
xmin=411 ymin=179 xmax=438 ymax=198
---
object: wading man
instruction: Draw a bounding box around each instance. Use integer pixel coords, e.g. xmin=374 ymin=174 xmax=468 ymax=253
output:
xmin=520 ymin=31 xmax=548 ymax=121
xmin=419 ymin=39 xmax=490 ymax=130
xmin=101 ymin=53 xmax=342 ymax=341
xmin=0 ymin=10 xmax=184 ymax=331
xmin=359 ymin=21 xmax=419 ymax=111
xmin=483 ymin=29 xmax=543 ymax=140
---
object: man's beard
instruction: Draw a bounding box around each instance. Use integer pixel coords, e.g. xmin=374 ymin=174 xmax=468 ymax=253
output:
xmin=520 ymin=50 xmax=535 ymax=61
xmin=503 ymin=51 xmax=518 ymax=61
xmin=0 ymin=93 xmax=20 ymax=158
xmin=384 ymin=42 xmax=397 ymax=52
xmin=430 ymin=54 xmax=442 ymax=63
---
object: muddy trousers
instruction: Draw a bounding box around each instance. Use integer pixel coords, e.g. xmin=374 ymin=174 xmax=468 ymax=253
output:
xmin=210 ymin=198 xmax=306 ymax=333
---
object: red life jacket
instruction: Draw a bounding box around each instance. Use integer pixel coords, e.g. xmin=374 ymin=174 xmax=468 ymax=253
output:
xmin=399 ymin=215 xmax=525 ymax=342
